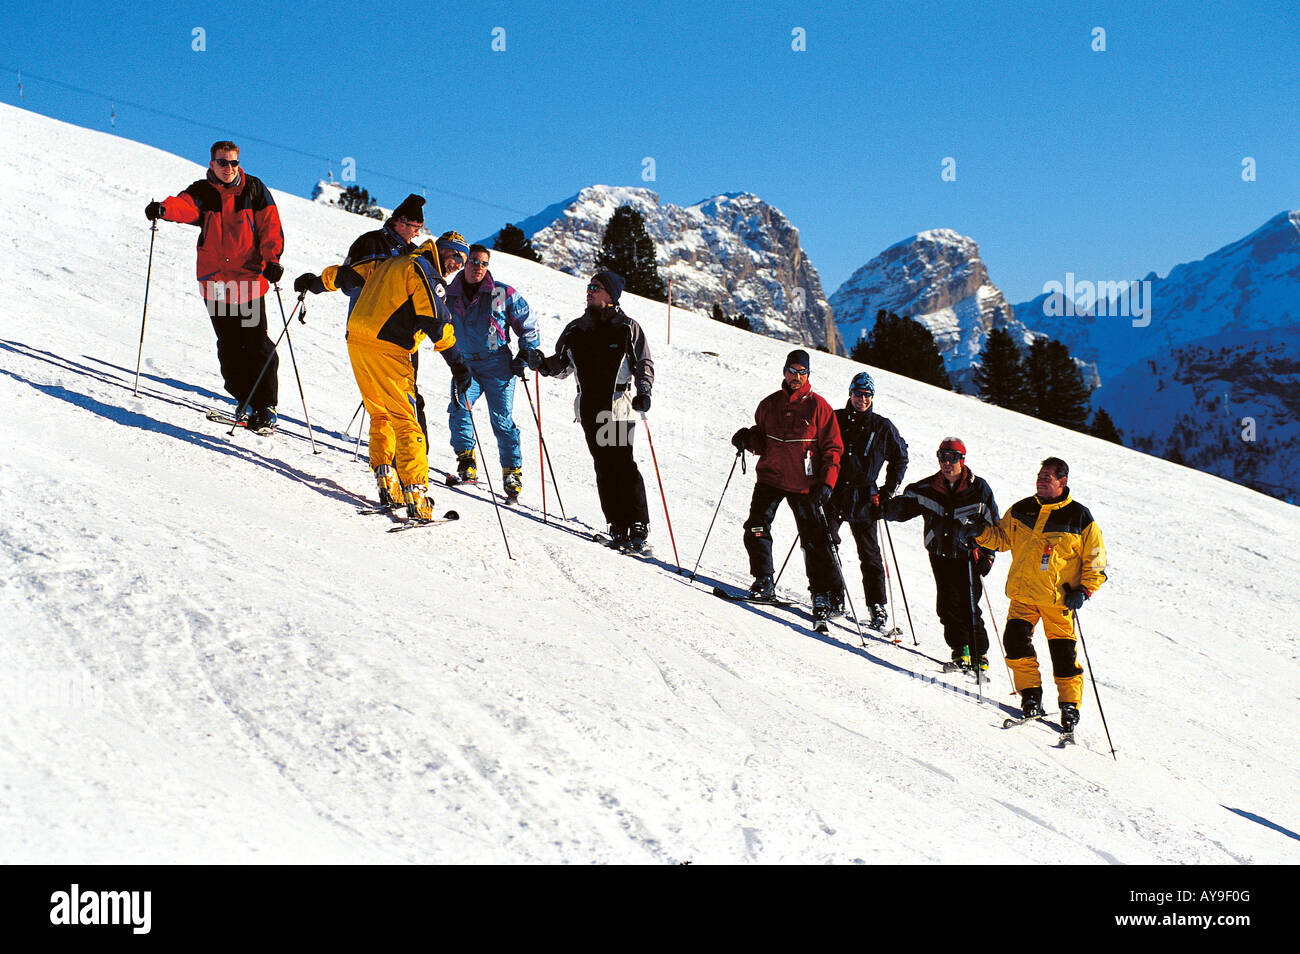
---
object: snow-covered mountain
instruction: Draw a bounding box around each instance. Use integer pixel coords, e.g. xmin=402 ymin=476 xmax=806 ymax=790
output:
xmin=828 ymin=230 xmax=1043 ymax=392
xmin=489 ymin=186 xmax=845 ymax=355
xmin=1013 ymin=210 xmax=1300 ymax=501
xmin=3 ymin=102 xmax=1299 ymax=865
xmin=310 ymin=179 xmax=389 ymax=220
xmin=1100 ymin=325 xmax=1300 ymax=500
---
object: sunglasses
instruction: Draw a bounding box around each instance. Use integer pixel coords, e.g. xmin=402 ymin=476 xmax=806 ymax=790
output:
xmin=395 ymin=218 xmax=422 ymax=229
xmin=937 ymin=451 xmax=965 ymax=463
xmin=587 ymin=283 xmax=606 ymax=292
xmin=467 ymin=259 xmax=490 ymax=268
xmin=784 ymin=365 xmax=809 ymax=376
xmin=213 ymin=158 xmax=240 ymax=168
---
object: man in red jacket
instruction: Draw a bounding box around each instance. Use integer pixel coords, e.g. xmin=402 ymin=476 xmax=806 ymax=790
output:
xmin=146 ymin=141 xmax=285 ymax=434
xmin=731 ymin=350 xmax=844 ymax=620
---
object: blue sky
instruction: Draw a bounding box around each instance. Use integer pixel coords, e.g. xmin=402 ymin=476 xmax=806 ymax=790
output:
xmin=5 ymin=0 xmax=1297 ymax=303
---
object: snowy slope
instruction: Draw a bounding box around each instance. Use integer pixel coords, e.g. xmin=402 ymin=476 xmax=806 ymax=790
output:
xmin=2 ymin=103 xmax=1298 ymax=864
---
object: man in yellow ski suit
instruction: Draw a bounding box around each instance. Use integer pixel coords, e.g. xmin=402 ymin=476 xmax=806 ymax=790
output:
xmin=296 ymin=240 xmax=471 ymax=518
xmin=974 ymin=457 xmax=1107 ymax=729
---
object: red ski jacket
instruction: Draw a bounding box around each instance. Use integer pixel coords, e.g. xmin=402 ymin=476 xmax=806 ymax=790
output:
xmin=743 ymin=380 xmax=843 ymax=494
xmin=160 ymin=170 xmax=284 ymax=304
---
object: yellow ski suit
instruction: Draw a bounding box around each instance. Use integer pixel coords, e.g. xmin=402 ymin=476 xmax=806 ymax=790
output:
xmin=976 ymin=492 xmax=1107 ymax=705
xmin=319 ymin=241 xmax=463 ymax=487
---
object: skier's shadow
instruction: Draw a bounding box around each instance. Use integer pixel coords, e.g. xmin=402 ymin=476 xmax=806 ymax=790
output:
xmin=685 ymin=568 xmax=1019 ymax=717
xmin=0 ymin=365 xmax=366 ymax=510
xmin=0 ymin=340 xmax=354 ymax=454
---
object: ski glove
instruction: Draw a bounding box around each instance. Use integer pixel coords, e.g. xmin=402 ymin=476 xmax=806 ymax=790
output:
xmin=294 ymin=273 xmax=319 ymax=294
xmin=452 ymin=362 xmax=474 ymax=397
xmin=521 ymin=348 xmax=543 ymax=371
xmin=811 ymin=484 xmax=833 ymax=510
xmin=263 ymin=261 xmax=284 ymax=283
xmin=145 ymin=200 xmax=165 ymax=221
xmin=973 ymin=547 xmax=994 ymax=577
xmin=1062 ymin=584 xmax=1087 ymax=611
xmin=731 ymin=427 xmax=751 ymax=451
xmin=631 ymin=393 xmax=651 ymax=413
xmin=956 ymin=519 xmax=985 ymax=548
xmin=509 ymin=352 xmax=527 ymax=378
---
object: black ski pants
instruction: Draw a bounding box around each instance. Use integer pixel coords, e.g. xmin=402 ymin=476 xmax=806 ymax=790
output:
xmin=580 ymin=411 xmax=649 ymax=531
xmin=206 ymin=295 xmax=278 ymax=411
xmin=743 ymin=481 xmax=838 ymax=594
xmin=930 ymin=554 xmax=988 ymax=655
xmin=828 ymin=515 xmax=887 ymax=605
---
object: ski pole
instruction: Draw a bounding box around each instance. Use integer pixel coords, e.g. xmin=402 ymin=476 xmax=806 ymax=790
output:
xmin=536 ymin=371 xmax=546 ymax=521
xmin=880 ymin=523 xmax=899 ymax=636
xmin=640 ymin=414 xmax=681 ymax=573
xmin=353 ymin=408 xmax=366 ymax=462
xmin=273 ymin=286 xmax=318 ymax=454
xmin=521 ymin=372 xmax=567 ymax=520
xmin=773 ymin=534 xmax=799 ymax=587
xmin=815 ymin=506 xmax=862 ymax=642
xmin=1073 ymin=610 xmax=1118 ymax=760
xmin=230 ymin=293 xmax=302 ymax=434
xmin=689 ymin=448 xmax=742 ymax=581
xmin=881 ymin=518 xmax=918 ymax=646
xmin=967 ymin=562 xmax=983 ymax=702
xmin=984 ymin=587 xmax=1016 ymax=693
xmin=344 ymin=400 xmax=364 ymax=438
xmin=464 ymin=389 xmax=513 ymax=560
xmin=132 ymin=220 xmax=158 ymax=397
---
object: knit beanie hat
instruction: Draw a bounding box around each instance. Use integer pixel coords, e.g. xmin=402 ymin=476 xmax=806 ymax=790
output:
xmin=392 ymin=194 xmax=425 ymax=223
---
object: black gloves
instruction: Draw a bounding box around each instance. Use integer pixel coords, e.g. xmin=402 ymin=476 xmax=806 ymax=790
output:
xmin=973 ymin=547 xmax=994 ymax=577
xmin=509 ymin=352 xmax=526 ymax=378
xmin=452 ymin=362 xmax=474 ymax=397
xmin=145 ymin=201 xmax=165 ymax=220
xmin=631 ymin=393 xmax=651 ymax=413
xmin=811 ymin=484 xmax=833 ymax=510
xmin=263 ymin=261 xmax=284 ymax=283
xmin=294 ymin=273 xmax=318 ymax=294
xmin=1062 ymin=584 xmax=1087 ymax=611
xmin=956 ymin=519 xmax=985 ymax=548
xmin=731 ymin=427 xmax=750 ymax=452
xmin=522 ymin=348 xmax=542 ymax=371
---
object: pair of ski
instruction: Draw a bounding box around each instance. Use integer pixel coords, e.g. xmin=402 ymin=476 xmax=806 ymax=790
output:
xmin=357 ymin=503 xmax=460 ymax=532
xmin=592 ymin=533 xmax=654 ymax=559
xmin=445 ymin=474 xmax=519 ymax=506
xmin=205 ymin=408 xmax=275 ymax=436
xmin=711 ymin=585 xmax=896 ymax=641
xmin=1002 ymin=711 xmax=1076 ymax=747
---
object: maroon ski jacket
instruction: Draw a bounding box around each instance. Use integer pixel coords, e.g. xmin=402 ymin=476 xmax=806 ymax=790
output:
xmin=742 ymin=380 xmax=843 ymax=494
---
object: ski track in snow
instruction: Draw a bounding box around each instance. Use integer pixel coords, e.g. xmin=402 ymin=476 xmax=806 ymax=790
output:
xmin=1 ymin=102 xmax=1298 ymax=864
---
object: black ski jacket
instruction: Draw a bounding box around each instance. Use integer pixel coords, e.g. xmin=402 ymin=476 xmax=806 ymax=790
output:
xmin=539 ymin=304 xmax=653 ymax=419
xmin=886 ymin=466 xmax=999 ymax=562
xmin=828 ymin=404 xmax=908 ymax=522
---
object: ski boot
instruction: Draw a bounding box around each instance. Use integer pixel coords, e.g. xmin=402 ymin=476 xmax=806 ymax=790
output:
xmin=402 ymin=483 xmax=435 ymax=522
xmin=456 ymin=449 xmax=477 ymax=482
xmin=374 ymin=463 xmax=402 ymax=509
xmin=748 ymin=575 xmax=775 ymax=600
xmin=977 ymin=654 xmax=990 ymax=672
xmin=1060 ymin=702 xmax=1081 ymax=732
xmin=248 ymin=406 xmax=277 ymax=435
xmin=1018 ymin=686 xmax=1045 ymax=719
xmin=607 ymin=525 xmax=630 ymax=549
xmin=812 ymin=591 xmax=831 ymax=624
xmin=625 ymin=522 xmax=650 ymax=553
xmin=502 ymin=466 xmax=523 ymax=500
xmin=868 ymin=604 xmax=888 ymax=630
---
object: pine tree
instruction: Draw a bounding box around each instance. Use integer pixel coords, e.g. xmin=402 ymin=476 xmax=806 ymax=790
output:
xmin=339 ymin=185 xmax=383 ymax=220
xmin=711 ymin=303 xmax=726 ymax=323
xmin=1088 ymin=407 xmax=1123 ymax=443
xmin=974 ymin=327 xmax=1031 ymax=412
xmin=596 ymin=206 xmax=667 ymax=302
xmin=1026 ymin=338 xmax=1092 ymax=431
xmin=494 ymin=223 xmax=543 ymax=263
xmin=852 ymin=310 xmax=951 ymax=390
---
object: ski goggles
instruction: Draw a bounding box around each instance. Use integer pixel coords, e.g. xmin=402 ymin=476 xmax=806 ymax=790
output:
xmin=937 ymin=451 xmax=965 ymax=463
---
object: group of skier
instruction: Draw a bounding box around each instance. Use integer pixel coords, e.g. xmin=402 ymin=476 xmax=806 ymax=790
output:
xmin=146 ymin=140 xmax=1108 ymax=730
xmin=731 ymin=350 xmax=1108 ymax=730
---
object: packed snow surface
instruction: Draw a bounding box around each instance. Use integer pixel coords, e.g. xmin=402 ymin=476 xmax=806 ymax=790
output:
xmin=1 ymin=104 xmax=1297 ymax=863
